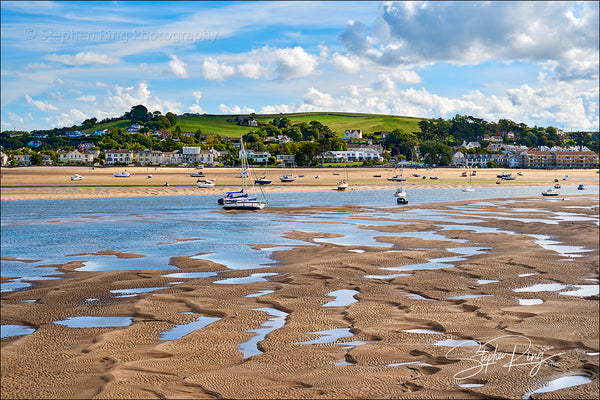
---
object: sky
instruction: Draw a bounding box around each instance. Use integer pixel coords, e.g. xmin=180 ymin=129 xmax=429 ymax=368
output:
xmin=1 ymin=1 xmax=598 ymax=132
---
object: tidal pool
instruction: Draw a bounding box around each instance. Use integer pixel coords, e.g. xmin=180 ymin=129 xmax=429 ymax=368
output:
xmin=54 ymin=316 xmax=133 ymax=328
xmin=322 ymin=289 xmax=359 ymax=307
xmin=1 ymin=324 xmax=36 ymax=339
xmin=238 ymin=308 xmax=287 ymax=358
xmin=213 ymin=272 xmax=279 ymax=285
xmin=159 ymin=316 xmax=220 ymax=340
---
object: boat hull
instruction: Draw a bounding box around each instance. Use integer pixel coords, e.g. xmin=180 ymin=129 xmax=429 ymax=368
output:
xmin=222 ymin=200 xmax=267 ymax=210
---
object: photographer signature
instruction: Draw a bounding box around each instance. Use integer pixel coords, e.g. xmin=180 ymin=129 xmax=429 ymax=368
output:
xmin=445 ymin=335 xmax=565 ymax=379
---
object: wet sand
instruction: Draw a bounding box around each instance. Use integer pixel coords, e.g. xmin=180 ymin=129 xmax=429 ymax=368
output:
xmin=1 ymin=193 xmax=598 ymax=399
xmin=1 ymin=166 xmax=598 ymax=201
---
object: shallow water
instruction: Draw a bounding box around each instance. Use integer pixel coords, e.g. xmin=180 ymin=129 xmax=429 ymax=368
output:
xmin=213 ymin=272 xmax=279 ymax=285
xmin=110 ymin=286 xmax=169 ymax=298
xmin=523 ymin=375 xmax=593 ymax=399
xmin=159 ymin=316 xmax=220 ymax=340
xmin=322 ymin=289 xmax=359 ymax=307
xmin=1 ymin=324 xmax=36 ymax=339
xmin=238 ymin=307 xmax=287 ymax=358
xmin=53 ymin=316 xmax=133 ymax=328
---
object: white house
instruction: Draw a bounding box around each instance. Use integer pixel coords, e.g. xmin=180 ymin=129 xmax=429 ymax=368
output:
xmin=57 ymin=149 xmax=96 ymax=164
xmin=323 ymin=149 xmax=382 ymax=162
xmin=342 ymin=129 xmax=362 ymax=140
xmin=243 ymin=150 xmax=270 ymax=164
xmin=105 ymin=149 xmax=135 ymax=165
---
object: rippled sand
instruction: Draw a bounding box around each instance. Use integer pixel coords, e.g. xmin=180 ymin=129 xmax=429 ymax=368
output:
xmin=1 ymin=194 xmax=598 ymax=399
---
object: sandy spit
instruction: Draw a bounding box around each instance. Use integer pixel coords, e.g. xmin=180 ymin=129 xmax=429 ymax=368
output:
xmin=2 ymin=166 xmax=598 ymax=201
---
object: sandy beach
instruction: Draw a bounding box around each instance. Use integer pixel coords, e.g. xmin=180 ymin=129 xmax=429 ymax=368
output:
xmin=1 ymin=167 xmax=599 ymax=399
xmin=1 ymin=166 xmax=598 ymax=201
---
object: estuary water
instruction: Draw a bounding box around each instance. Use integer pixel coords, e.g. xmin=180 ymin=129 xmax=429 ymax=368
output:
xmin=1 ymin=185 xmax=597 ymax=293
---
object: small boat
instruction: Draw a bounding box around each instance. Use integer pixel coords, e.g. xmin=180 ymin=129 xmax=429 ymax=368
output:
xmin=255 ymin=159 xmax=271 ymax=185
xmin=190 ymin=171 xmax=205 ymax=177
xmin=337 ymin=180 xmax=348 ymax=191
xmin=218 ymin=140 xmax=267 ymax=210
xmin=114 ymin=171 xmax=131 ymax=177
xmin=412 ymin=173 xmax=421 ymax=177
xmin=333 ymin=172 xmax=341 ymax=176
xmin=373 ymin=175 xmax=382 ymax=178
xmin=461 ymin=171 xmax=468 ymax=177
xmin=577 ymin=184 xmax=585 ymax=190
xmin=496 ymin=172 xmax=514 ymax=180
xmin=388 ymin=175 xmax=407 ymax=182
xmin=163 ymin=182 xmax=169 ymax=186
xmin=429 ymin=176 xmax=439 ymax=180
xmin=255 ymin=177 xmax=272 ymax=185
xmin=462 ymin=186 xmax=475 ymax=192
xmin=147 ymin=174 xmax=152 ymax=178
xmin=563 ymin=175 xmax=569 ymax=181
xmin=71 ymin=174 xmax=84 ymax=181
xmin=280 ymin=174 xmax=296 ymax=182
xmin=542 ymin=188 xmax=560 ymax=196
xmin=496 ymin=180 xmax=502 ymax=184
xmin=315 ymin=175 xmax=320 ymax=179
xmin=517 ymin=172 xmax=523 ymax=176
xmin=471 ymin=171 xmax=477 ymax=176
xmin=298 ymin=174 xmax=304 ymax=178
xmin=394 ymin=188 xmax=408 ymax=204
xmin=554 ymin=183 xmax=561 ymax=189
xmin=197 ymin=179 xmax=215 ymax=188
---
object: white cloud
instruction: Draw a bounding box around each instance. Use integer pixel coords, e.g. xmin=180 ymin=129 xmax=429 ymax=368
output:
xmin=271 ymin=46 xmax=318 ymax=80
xmin=238 ymin=63 xmax=266 ymax=79
xmin=192 ymin=90 xmax=203 ymax=103
xmin=45 ymin=52 xmax=121 ymax=66
xmin=48 ymin=108 xmax=89 ymax=128
xmin=202 ymin=57 xmax=235 ymax=81
xmin=189 ymin=104 xmax=204 ymax=114
xmin=76 ymin=95 xmax=96 ymax=102
xmin=25 ymin=95 xmax=59 ymax=112
xmin=168 ymin=54 xmax=189 ymax=78
xmin=8 ymin=112 xmax=25 ymax=124
xmin=331 ymin=53 xmax=361 ymax=74
xmin=103 ymin=81 xmax=182 ymax=117
xmin=218 ymin=104 xmax=255 ymax=114
xmin=341 ymin=2 xmax=599 ymax=68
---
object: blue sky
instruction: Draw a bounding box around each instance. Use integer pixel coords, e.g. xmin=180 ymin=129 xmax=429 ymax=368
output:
xmin=1 ymin=1 xmax=598 ymax=132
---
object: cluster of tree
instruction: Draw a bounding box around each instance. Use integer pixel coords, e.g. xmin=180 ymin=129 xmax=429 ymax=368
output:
xmin=2 ymin=106 xmax=598 ymax=168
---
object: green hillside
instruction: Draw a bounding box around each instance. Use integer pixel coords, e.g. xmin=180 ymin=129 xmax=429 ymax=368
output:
xmin=176 ymin=112 xmax=425 ymax=138
xmin=256 ymin=112 xmax=424 ymax=136
xmin=83 ymin=112 xmax=425 ymax=138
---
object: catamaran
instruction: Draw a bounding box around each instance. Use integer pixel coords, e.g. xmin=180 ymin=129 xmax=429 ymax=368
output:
xmin=218 ymin=140 xmax=267 ymax=210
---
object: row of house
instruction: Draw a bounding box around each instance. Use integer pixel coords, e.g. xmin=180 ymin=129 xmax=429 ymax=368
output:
xmin=452 ymin=149 xmax=599 ymax=169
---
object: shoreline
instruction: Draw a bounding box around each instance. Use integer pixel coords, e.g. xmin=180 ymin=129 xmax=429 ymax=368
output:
xmin=1 ymin=166 xmax=598 ymax=201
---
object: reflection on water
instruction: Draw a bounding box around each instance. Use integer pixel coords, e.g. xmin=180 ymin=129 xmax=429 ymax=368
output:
xmin=523 ymin=375 xmax=593 ymax=399
xmin=54 ymin=316 xmax=133 ymax=328
xmin=213 ymin=273 xmax=279 ymax=285
xmin=238 ymin=308 xmax=287 ymax=358
xmin=322 ymin=289 xmax=359 ymax=307
xmin=1 ymin=324 xmax=36 ymax=339
xmin=160 ymin=316 xmax=220 ymax=340
xmin=110 ymin=286 xmax=169 ymax=298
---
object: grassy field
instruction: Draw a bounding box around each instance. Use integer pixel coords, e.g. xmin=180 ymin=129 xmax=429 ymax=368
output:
xmin=256 ymin=112 xmax=424 ymax=136
xmin=102 ymin=112 xmax=426 ymax=138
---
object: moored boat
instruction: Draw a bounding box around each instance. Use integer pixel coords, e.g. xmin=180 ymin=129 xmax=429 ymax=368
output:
xmin=197 ymin=179 xmax=215 ymax=188
xmin=577 ymin=184 xmax=585 ymax=190
xmin=218 ymin=140 xmax=267 ymax=210
xmin=394 ymin=188 xmax=408 ymax=204
xmin=71 ymin=174 xmax=85 ymax=181
xmin=114 ymin=171 xmax=131 ymax=177
xmin=542 ymin=188 xmax=560 ymax=196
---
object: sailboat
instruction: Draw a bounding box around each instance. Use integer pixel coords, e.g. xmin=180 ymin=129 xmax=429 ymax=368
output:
xmin=255 ymin=158 xmax=272 ymax=185
xmin=387 ymin=167 xmax=407 ymax=181
xmin=218 ymin=140 xmax=267 ymax=210
xmin=337 ymin=165 xmax=349 ymax=190
xmin=462 ymin=170 xmax=475 ymax=192
xmin=280 ymin=164 xmax=296 ymax=182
